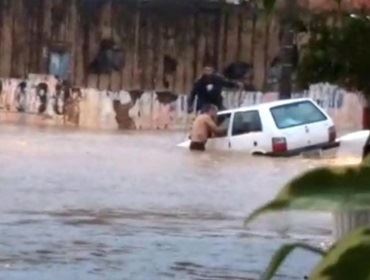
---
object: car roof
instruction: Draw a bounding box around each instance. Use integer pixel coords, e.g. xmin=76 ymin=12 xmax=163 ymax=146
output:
xmin=219 ymin=98 xmax=315 ymax=114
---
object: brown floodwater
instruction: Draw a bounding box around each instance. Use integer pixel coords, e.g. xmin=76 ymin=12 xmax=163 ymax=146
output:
xmin=0 ymin=124 xmax=362 ymax=280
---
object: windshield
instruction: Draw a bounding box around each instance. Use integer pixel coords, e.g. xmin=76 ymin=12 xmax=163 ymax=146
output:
xmin=270 ymin=101 xmax=327 ymax=129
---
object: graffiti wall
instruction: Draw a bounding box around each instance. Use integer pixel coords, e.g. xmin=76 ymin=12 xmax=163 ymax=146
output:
xmin=0 ymin=75 xmax=190 ymax=130
xmin=0 ymin=77 xmax=364 ymax=132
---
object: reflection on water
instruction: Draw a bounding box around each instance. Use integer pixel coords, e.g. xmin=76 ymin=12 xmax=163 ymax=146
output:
xmin=0 ymin=124 xmax=361 ymax=279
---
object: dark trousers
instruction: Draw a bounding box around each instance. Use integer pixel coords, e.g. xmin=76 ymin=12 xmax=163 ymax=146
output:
xmin=190 ymin=142 xmax=206 ymax=151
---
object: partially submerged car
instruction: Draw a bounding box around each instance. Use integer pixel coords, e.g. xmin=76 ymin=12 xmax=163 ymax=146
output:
xmin=178 ymin=98 xmax=339 ymax=156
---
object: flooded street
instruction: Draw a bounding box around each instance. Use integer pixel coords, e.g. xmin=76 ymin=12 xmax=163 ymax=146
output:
xmin=0 ymin=124 xmax=355 ymax=280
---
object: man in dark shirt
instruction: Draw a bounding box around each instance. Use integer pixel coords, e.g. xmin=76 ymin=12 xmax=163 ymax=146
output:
xmin=188 ymin=66 xmax=241 ymax=113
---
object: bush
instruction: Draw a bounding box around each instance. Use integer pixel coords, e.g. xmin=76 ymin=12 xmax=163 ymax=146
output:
xmin=298 ymin=15 xmax=370 ymax=100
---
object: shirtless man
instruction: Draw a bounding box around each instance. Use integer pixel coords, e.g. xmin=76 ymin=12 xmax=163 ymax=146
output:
xmin=189 ymin=104 xmax=227 ymax=151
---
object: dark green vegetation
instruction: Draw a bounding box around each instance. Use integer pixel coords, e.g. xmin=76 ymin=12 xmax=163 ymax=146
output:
xmin=298 ymin=15 xmax=370 ymax=100
xmin=245 ymin=156 xmax=370 ymax=280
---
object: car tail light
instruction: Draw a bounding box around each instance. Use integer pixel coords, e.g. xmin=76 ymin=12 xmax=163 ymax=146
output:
xmin=329 ymin=126 xmax=336 ymax=143
xmin=272 ymin=137 xmax=287 ymax=153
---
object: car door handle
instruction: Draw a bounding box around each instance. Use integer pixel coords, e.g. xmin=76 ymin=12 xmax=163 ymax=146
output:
xmin=305 ymin=126 xmax=310 ymax=133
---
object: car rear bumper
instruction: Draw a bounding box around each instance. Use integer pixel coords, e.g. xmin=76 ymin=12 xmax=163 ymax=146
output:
xmin=266 ymin=141 xmax=340 ymax=157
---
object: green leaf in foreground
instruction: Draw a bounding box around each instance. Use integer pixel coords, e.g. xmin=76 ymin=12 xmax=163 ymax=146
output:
xmin=261 ymin=243 xmax=325 ymax=280
xmin=310 ymin=227 xmax=370 ymax=280
xmin=245 ymin=165 xmax=370 ymax=226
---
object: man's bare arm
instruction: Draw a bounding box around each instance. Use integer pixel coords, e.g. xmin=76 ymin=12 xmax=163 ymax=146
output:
xmin=206 ymin=117 xmax=227 ymax=136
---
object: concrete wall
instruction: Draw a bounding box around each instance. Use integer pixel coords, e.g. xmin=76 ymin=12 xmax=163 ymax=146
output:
xmin=0 ymin=77 xmax=364 ymax=132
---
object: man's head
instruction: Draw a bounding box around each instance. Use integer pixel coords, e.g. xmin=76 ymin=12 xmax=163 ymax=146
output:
xmin=201 ymin=104 xmax=218 ymax=118
xmin=203 ymin=66 xmax=215 ymax=77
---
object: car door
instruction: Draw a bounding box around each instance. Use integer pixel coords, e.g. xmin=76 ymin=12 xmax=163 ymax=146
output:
xmin=206 ymin=112 xmax=232 ymax=151
xmin=228 ymin=110 xmax=264 ymax=152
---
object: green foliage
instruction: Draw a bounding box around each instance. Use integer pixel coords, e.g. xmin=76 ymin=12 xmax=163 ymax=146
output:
xmin=298 ymin=15 xmax=370 ymax=98
xmin=246 ymin=152 xmax=370 ymax=279
xmin=260 ymin=227 xmax=370 ymax=280
xmin=245 ymin=164 xmax=370 ymax=225
xmin=261 ymin=243 xmax=325 ymax=280
xmin=311 ymin=227 xmax=370 ymax=280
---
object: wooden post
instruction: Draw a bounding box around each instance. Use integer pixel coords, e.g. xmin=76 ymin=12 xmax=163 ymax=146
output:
xmin=278 ymin=0 xmax=296 ymax=100
xmin=263 ymin=20 xmax=271 ymax=90
xmin=132 ymin=6 xmax=141 ymax=90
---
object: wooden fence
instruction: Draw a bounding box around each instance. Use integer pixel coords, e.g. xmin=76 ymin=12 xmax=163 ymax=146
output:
xmin=0 ymin=0 xmax=280 ymax=94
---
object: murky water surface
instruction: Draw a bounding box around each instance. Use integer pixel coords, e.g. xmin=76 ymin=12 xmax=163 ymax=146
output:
xmin=0 ymin=124 xmax=361 ymax=279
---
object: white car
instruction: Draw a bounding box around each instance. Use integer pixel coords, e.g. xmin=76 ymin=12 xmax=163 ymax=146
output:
xmin=178 ymin=98 xmax=339 ymax=156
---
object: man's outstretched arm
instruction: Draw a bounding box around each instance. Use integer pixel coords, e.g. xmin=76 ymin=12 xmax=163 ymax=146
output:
xmin=206 ymin=117 xmax=227 ymax=136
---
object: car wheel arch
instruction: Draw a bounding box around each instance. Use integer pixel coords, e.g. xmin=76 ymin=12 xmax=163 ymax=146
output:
xmin=251 ymin=149 xmax=267 ymax=156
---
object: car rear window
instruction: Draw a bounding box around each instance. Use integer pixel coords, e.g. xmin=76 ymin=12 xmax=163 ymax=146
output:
xmin=270 ymin=101 xmax=327 ymax=129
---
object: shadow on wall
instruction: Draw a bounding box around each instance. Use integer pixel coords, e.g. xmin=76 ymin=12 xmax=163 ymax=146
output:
xmin=89 ymin=39 xmax=125 ymax=75
xmin=64 ymin=88 xmax=82 ymax=125
xmin=113 ymin=99 xmax=135 ymax=129
xmin=112 ymin=90 xmax=178 ymax=129
xmin=223 ymin=62 xmax=252 ymax=80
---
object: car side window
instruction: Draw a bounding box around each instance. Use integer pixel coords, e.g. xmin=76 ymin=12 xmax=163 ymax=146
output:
xmin=215 ymin=113 xmax=231 ymax=138
xmin=232 ymin=110 xmax=262 ymax=136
